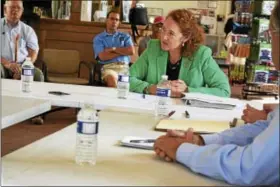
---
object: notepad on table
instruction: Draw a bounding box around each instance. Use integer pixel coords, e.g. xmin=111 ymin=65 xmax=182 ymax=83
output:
xmin=155 ymin=119 xmax=232 ymax=134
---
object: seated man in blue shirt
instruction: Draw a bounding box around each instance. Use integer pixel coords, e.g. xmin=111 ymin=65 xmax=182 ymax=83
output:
xmin=0 ymin=0 xmax=44 ymax=81
xmin=93 ymin=10 xmax=135 ymax=87
xmin=153 ymin=3 xmax=279 ymax=186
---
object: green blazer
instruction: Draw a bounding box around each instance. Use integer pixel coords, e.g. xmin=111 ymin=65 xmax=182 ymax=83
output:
xmin=129 ymin=40 xmax=231 ymax=97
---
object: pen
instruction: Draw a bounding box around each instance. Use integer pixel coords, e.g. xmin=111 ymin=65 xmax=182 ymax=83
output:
xmin=168 ymin=110 xmax=176 ymax=117
xmin=185 ymin=110 xmax=190 ymax=118
xmin=230 ymin=118 xmax=238 ymax=128
xmin=130 ymin=139 xmax=155 ymax=143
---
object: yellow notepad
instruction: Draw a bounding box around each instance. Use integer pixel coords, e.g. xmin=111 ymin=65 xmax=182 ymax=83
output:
xmin=155 ymin=119 xmax=231 ymax=134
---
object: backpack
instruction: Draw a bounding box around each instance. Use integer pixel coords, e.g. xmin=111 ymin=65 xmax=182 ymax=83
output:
xmin=129 ymin=7 xmax=148 ymax=43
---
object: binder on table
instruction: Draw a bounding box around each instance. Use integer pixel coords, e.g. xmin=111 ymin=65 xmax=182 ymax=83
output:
xmin=182 ymin=93 xmax=239 ymax=110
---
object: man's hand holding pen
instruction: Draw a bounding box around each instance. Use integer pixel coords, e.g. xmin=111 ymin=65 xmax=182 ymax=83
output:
xmin=154 ymin=128 xmax=205 ymax=162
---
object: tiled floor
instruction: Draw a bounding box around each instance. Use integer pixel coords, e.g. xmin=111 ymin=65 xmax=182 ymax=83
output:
xmin=1 ymin=85 xmax=245 ymax=157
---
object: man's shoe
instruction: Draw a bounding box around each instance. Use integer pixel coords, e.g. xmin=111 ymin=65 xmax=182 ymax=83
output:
xmin=31 ymin=116 xmax=44 ymax=125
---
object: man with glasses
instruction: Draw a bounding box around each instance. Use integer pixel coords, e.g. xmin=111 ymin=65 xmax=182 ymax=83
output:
xmin=1 ymin=0 xmax=43 ymax=81
xmin=138 ymin=16 xmax=165 ymax=56
xmin=93 ymin=10 xmax=135 ymax=88
xmin=1 ymin=0 xmax=44 ymax=124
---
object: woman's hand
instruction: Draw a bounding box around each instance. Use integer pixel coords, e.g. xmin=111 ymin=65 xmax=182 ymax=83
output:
xmin=147 ymin=85 xmax=157 ymax=95
xmin=170 ymin=80 xmax=188 ymax=98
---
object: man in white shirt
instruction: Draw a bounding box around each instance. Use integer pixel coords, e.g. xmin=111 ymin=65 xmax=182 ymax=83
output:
xmin=0 ymin=0 xmax=43 ymax=81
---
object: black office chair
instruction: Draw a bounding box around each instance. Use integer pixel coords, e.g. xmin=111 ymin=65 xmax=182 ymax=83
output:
xmin=92 ymin=61 xmax=105 ymax=87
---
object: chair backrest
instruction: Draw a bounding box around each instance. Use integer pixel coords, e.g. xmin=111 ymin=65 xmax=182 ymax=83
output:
xmin=43 ymin=49 xmax=80 ymax=74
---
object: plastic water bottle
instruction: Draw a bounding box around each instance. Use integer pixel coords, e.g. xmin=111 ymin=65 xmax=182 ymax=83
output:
xmin=21 ymin=57 xmax=34 ymax=93
xmin=155 ymin=75 xmax=171 ymax=117
xmin=76 ymin=103 xmax=99 ymax=165
xmin=117 ymin=63 xmax=130 ymax=99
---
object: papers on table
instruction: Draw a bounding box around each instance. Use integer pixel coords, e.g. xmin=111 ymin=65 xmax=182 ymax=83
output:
xmin=120 ymin=136 xmax=155 ymax=150
xmin=182 ymin=93 xmax=243 ymax=110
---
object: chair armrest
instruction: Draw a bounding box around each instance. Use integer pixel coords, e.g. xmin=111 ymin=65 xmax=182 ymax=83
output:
xmin=37 ymin=59 xmax=48 ymax=82
xmin=92 ymin=62 xmax=104 ymax=86
xmin=79 ymin=61 xmax=94 ymax=85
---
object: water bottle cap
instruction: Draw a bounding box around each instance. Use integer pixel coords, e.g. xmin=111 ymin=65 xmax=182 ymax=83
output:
xmin=161 ymin=75 xmax=168 ymax=80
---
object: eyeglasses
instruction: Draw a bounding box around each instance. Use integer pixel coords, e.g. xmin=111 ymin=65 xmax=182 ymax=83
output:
xmin=161 ymin=26 xmax=182 ymax=39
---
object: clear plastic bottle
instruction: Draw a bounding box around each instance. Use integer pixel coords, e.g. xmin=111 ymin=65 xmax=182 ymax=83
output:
xmin=155 ymin=75 xmax=171 ymax=117
xmin=21 ymin=57 xmax=34 ymax=93
xmin=76 ymin=103 xmax=99 ymax=165
xmin=117 ymin=63 xmax=130 ymax=99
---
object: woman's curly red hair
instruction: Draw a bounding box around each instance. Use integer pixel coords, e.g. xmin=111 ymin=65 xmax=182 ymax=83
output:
xmin=167 ymin=9 xmax=205 ymax=57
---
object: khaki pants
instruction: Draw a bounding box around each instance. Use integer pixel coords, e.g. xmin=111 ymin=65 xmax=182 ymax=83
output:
xmin=0 ymin=63 xmax=44 ymax=82
xmin=101 ymin=62 xmax=126 ymax=81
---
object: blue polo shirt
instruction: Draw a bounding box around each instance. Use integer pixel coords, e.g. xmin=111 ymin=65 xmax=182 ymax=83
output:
xmin=93 ymin=31 xmax=133 ymax=65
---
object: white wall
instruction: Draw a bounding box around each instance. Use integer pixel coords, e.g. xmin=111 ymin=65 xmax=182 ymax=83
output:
xmin=139 ymin=0 xmax=231 ymax=16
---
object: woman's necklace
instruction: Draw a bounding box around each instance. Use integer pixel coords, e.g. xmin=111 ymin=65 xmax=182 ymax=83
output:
xmin=168 ymin=58 xmax=182 ymax=70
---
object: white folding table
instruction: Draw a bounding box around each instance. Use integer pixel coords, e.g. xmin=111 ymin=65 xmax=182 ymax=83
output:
xmin=1 ymin=95 xmax=51 ymax=129
xmin=2 ymin=111 xmax=229 ymax=186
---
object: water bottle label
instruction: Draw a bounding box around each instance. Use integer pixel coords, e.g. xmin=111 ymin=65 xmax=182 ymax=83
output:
xmin=156 ymin=88 xmax=170 ymax=97
xmin=118 ymin=74 xmax=129 ymax=83
xmin=22 ymin=68 xmax=34 ymax=76
xmin=77 ymin=121 xmax=99 ymax=135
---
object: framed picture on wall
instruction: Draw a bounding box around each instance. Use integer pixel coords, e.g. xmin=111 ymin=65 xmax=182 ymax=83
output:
xmin=147 ymin=7 xmax=163 ymax=23
xmin=208 ymin=1 xmax=217 ymax=9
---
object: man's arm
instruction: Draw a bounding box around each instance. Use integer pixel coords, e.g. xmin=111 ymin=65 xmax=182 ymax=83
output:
xmin=97 ymin=48 xmax=121 ymax=61
xmin=1 ymin=57 xmax=21 ymax=75
xmin=25 ymin=27 xmax=39 ymax=63
xmin=1 ymin=57 xmax=12 ymax=68
xmin=201 ymin=119 xmax=269 ymax=146
xmin=93 ymin=36 xmax=120 ymax=61
xmin=176 ymin=116 xmax=279 ymax=185
xmin=99 ymin=46 xmax=134 ymax=59
xmin=114 ymin=45 xmax=135 ymax=56
xmin=114 ymin=34 xmax=135 ymax=56
xmin=27 ymin=48 xmax=38 ymax=63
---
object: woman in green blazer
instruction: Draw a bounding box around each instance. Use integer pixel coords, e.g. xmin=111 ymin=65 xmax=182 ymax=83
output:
xmin=129 ymin=9 xmax=230 ymax=98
